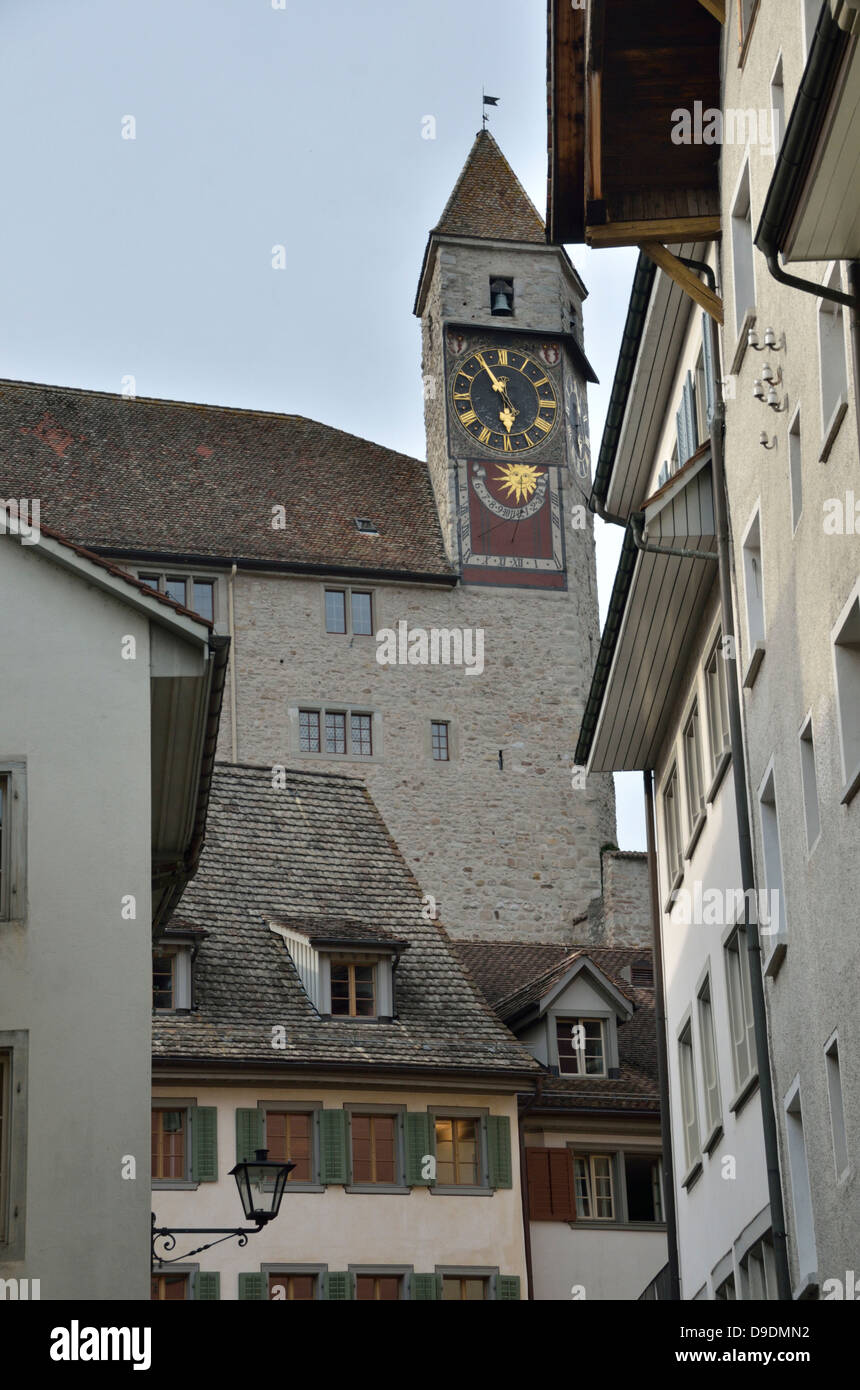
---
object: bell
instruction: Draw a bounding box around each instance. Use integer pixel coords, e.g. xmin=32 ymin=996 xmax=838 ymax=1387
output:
xmin=492 ymin=290 xmax=512 ymax=315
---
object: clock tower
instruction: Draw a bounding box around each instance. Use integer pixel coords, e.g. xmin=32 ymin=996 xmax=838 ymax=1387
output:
xmin=415 ymin=129 xmax=596 ymax=587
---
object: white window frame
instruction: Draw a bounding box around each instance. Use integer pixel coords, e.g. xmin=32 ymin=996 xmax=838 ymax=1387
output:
xmin=704 ymin=630 xmax=731 ymax=789
xmin=824 ymin=1032 xmax=850 ymax=1181
xmin=683 ymin=700 xmax=706 ymax=847
xmin=555 ymin=1017 xmax=607 ymax=1078
xmin=152 ymin=945 xmax=193 ymax=1012
xmin=783 ymin=1078 xmax=818 ymax=1289
xmin=803 ymin=0 xmax=822 ymax=58
xmin=662 ymin=763 xmax=684 ymax=900
xmin=0 ymin=761 xmax=26 ymax=924
xmin=818 ymin=263 xmax=850 ymax=459
xmin=137 ymin=569 xmax=219 ymax=622
xmin=723 ymin=923 xmax=757 ymax=1096
xmin=0 ymin=1032 xmax=27 ymax=1260
xmin=831 ymin=580 xmax=860 ymax=802
xmin=572 ymin=1152 xmax=615 ymax=1221
xmin=770 ymin=54 xmax=785 ymax=163
xmin=697 ymin=973 xmax=723 ymax=1147
xmin=678 ymin=1016 xmax=701 ymax=1180
xmin=741 ymin=508 xmax=766 ymax=683
xmin=788 ymin=403 xmax=803 ymax=532
xmin=730 ymin=162 xmax=756 ymax=343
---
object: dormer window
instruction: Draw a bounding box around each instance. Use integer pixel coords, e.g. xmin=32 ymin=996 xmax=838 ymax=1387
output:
xmin=556 ymin=1018 xmax=606 ymax=1077
xmin=330 ymin=960 xmax=376 ymax=1018
xmin=354 ymin=518 xmax=379 ymax=535
xmin=490 ymin=277 xmax=514 ymax=316
xmin=152 ymin=926 xmax=202 ymax=1011
xmin=269 ymin=917 xmax=409 ymax=1023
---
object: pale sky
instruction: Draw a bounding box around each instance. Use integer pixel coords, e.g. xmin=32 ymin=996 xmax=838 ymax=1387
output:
xmin=0 ymin=0 xmax=644 ymax=847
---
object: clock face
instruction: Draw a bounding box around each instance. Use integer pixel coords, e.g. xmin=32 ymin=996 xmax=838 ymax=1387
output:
xmin=450 ymin=346 xmax=560 ymax=453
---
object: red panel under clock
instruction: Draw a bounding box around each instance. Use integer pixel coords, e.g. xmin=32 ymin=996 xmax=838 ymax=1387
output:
xmin=459 ymin=459 xmax=566 ymax=589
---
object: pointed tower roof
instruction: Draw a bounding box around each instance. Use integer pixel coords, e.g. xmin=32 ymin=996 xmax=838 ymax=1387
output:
xmin=432 ymin=129 xmax=546 ymax=244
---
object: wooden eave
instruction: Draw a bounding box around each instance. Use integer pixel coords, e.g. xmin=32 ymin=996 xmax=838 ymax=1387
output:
xmin=549 ymin=0 xmax=722 ymax=250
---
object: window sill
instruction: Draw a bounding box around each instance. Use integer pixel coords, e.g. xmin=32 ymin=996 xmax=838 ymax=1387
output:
xmin=819 ymin=396 xmax=848 ymax=463
xmin=282 ymin=1183 xmax=326 ymax=1193
xmin=429 ymin=1185 xmax=493 ymax=1196
xmin=763 ymin=934 xmax=787 ymax=979
xmin=730 ymin=309 xmax=757 ymax=377
xmin=680 ymin=1159 xmax=703 ymax=1192
xmin=566 ymin=1220 xmax=667 ymax=1232
xmin=345 ymin=1185 xmax=411 ymax=1196
xmin=742 ymin=642 xmax=765 ymax=689
xmin=664 ymin=866 xmax=685 ymax=915
xmin=729 ymin=1071 xmax=759 ymax=1116
xmin=152 ymin=1180 xmax=199 ymax=1191
xmin=683 ymin=810 xmax=707 ymax=862
xmin=839 ymin=760 xmax=860 ymax=806
xmin=702 ymin=1121 xmax=724 ymax=1156
xmin=705 ymin=749 xmax=731 ymax=804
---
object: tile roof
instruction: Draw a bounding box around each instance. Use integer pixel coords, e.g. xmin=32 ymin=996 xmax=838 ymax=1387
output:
xmin=454 ymin=941 xmax=659 ymax=1113
xmin=433 ymin=130 xmax=546 ymax=244
xmin=152 ymin=764 xmax=539 ymax=1079
xmin=0 ymin=379 xmax=453 ymax=578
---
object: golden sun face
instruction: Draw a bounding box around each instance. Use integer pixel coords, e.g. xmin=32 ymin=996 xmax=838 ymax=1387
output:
xmin=495 ymin=462 xmax=544 ymax=505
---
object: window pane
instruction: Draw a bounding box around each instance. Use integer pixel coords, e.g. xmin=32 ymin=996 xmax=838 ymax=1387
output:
xmin=299 ymin=710 xmax=320 ymax=753
xmin=573 ymin=1156 xmax=591 ymax=1217
xmin=351 ymin=1114 xmax=397 ymax=1185
xmin=325 ymin=590 xmax=346 ymax=634
xmin=266 ymin=1111 xmax=312 ymax=1181
xmin=165 ymin=578 xmax=186 ymax=606
xmin=353 ymin=964 xmax=376 ymax=1015
xmin=138 ymin=573 xmax=160 ymax=592
xmin=351 ymin=592 xmax=373 ymax=636
xmin=152 ymin=954 xmax=174 ymax=1009
xmin=583 ymin=1020 xmax=605 ymax=1074
xmin=269 ymin=1272 xmax=315 ymax=1301
xmin=350 ymin=714 xmax=372 ymax=756
xmin=625 ymin=1154 xmax=660 ymax=1222
xmin=431 ymin=721 xmax=449 ymax=761
xmin=330 ymin=965 xmax=351 ymax=1014
xmin=325 ymin=712 xmax=346 ymax=754
xmin=192 ymin=580 xmax=214 ymax=622
xmin=152 ymin=1109 xmax=186 ymax=1180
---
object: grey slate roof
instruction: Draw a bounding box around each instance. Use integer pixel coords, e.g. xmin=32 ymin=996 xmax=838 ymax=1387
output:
xmin=269 ymin=916 xmax=409 ymax=949
xmin=153 ymin=764 xmax=539 ymax=1080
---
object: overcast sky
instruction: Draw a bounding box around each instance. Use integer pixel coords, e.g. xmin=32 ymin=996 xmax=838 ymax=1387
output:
xmin=0 ymin=0 xmax=644 ymax=847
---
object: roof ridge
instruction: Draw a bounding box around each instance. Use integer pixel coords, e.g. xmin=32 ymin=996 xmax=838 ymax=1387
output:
xmin=432 ymin=129 xmax=545 ymax=244
xmin=0 ymin=376 xmax=428 ymax=466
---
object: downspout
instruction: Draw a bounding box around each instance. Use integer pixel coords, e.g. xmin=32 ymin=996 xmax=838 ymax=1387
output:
xmin=518 ymin=1076 xmax=543 ymax=1300
xmin=643 ymin=769 xmax=681 ymax=1301
xmin=693 ymin=259 xmax=793 ymax=1301
xmin=228 ymin=562 xmax=238 ymax=763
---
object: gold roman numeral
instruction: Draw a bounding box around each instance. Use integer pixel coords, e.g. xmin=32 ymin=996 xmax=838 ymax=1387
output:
xmin=503 ymin=434 xmax=512 ymax=451
xmin=478 ymin=426 xmax=492 ymax=444
xmin=460 ymin=409 xmax=477 ymax=426
xmin=497 ymin=348 xmax=509 ymax=365
xmin=534 ymin=418 xmax=553 ymax=434
xmin=453 ymin=391 xmax=471 ymax=401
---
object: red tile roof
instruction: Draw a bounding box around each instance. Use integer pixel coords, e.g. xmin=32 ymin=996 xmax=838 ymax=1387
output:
xmin=433 ymin=130 xmax=546 ymax=244
xmin=0 ymin=379 xmax=453 ymax=578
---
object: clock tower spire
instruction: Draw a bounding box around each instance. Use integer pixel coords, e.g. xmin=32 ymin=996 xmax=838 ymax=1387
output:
xmin=410 ymin=131 xmax=617 ymax=940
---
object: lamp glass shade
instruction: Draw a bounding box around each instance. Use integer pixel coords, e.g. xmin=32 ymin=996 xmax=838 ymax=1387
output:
xmin=230 ymin=1150 xmax=294 ymax=1222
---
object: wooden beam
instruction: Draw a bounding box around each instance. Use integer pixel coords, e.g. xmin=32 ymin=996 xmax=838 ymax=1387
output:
xmin=696 ymin=0 xmax=725 ymax=21
xmin=641 ymin=242 xmax=724 ymax=324
xmin=586 ymin=215 xmax=722 ymax=249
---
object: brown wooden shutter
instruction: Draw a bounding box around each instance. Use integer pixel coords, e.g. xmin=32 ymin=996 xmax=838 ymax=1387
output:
xmin=527 ymin=1147 xmax=576 ymax=1221
xmin=526 ymin=1148 xmax=554 ymax=1220
xmin=548 ymin=1148 xmax=576 ymax=1221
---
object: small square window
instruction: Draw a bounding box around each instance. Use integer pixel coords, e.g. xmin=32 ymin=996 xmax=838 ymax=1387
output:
xmin=354 ymin=518 xmax=379 ymax=535
xmin=165 ymin=577 xmax=187 ymax=607
xmin=556 ymin=1018 xmax=605 ymax=1077
xmin=151 ymin=1273 xmax=189 ymax=1300
xmin=152 ymin=954 xmax=175 ymax=1010
xmin=330 ymin=962 xmax=376 ymax=1017
xmin=192 ymin=580 xmax=215 ymax=622
xmin=269 ymin=1272 xmax=317 ymax=1301
xmin=435 ymin=1117 xmax=479 ymax=1186
xmin=355 ymin=1274 xmax=402 ymax=1301
xmin=431 ymin=721 xmax=450 ymax=761
xmin=442 ymin=1275 xmax=488 ymax=1300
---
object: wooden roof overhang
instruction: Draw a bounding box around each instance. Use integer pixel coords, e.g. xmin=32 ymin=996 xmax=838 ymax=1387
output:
xmin=578 ymin=448 xmax=718 ymax=774
xmin=549 ymin=0 xmax=723 ymax=254
xmin=757 ymin=2 xmax=860 ymax=265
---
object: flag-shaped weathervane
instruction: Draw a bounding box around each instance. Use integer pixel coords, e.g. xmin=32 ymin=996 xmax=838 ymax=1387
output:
xmin=482 ymin=90 xmax=499 ymax=128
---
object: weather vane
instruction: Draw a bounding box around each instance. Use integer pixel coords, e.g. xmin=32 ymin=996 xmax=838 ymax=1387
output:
xmin=482 ymin=89 xmax=499 ymax=129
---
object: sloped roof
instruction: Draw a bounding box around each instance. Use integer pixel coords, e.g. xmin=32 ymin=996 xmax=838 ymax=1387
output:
xmin=269 ymin=915 xmax=409 ymax=949
xmin=433 ymin=130 xmax=546 ymax=243
xmin=152 ymin=765 xmax=539 ymax=1079
xmin=454 ymin=941 xmax=659 ymax=1112
xmin=0 ymin=378 xmax=453 ymax=578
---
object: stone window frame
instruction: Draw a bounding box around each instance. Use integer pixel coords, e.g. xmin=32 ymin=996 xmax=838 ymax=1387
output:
xmin=435 ymin=1265 xmax=501 ymax=1300
xmin=136 ymin=568 xmax=220 ymax=624
xmin=427 ymin=1105 xmax=492 ymax=1196
xmin=258 ymin=1100 xmax=325 ymax=1193
xmin=262 ymin=1263 xmax=327 ymax=1300
xmin=348 ymin=1264 xmax=413 ymax=1301
xmin=424 ymin=716 xmax=458 ymax=764
xmin=320 ymin=584 xmax=376 ymax=638
xmin=288 ymin=704 xmax=383 ymax=765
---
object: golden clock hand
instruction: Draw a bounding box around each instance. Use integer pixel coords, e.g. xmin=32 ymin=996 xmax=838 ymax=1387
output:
xmin=475 ymin=351 xmax=507 ymax=395
xmin=499 ymin=404 xmax=516 ymax=434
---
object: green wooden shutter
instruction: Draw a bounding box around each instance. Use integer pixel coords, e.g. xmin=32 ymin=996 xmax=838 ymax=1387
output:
xmin=323 ymin=1271 xmax=354 ymax=1300
xmin=411 ymin=1273 xmax=442 ymax=1300
xmin=194 ymin=1272 xmax=220 ymax=1300
xmin=319 ymin=1109 xmax=349 ymax=1184
xmin=497 ymin=1275 xmax=521 ymax=1301
xmin=238 ymin=1273 xmax=266 ymax=1300
xmin=236 ymin=1108 xmax=264 ymax=1164
xmin=405 ymin=1112 xmax=435 ymax=1186
xmin=191 ymin=1106 xmax=218 ymax=1182
xmin=487 ymin=1115 xmax=513 ymax=1189
xmin=702 ymin=313 xmax=716 ymax=426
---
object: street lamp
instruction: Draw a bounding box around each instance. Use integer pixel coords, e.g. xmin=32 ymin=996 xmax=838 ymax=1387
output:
xmin=152 ymin=1149 xmax=295 ymax=1264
